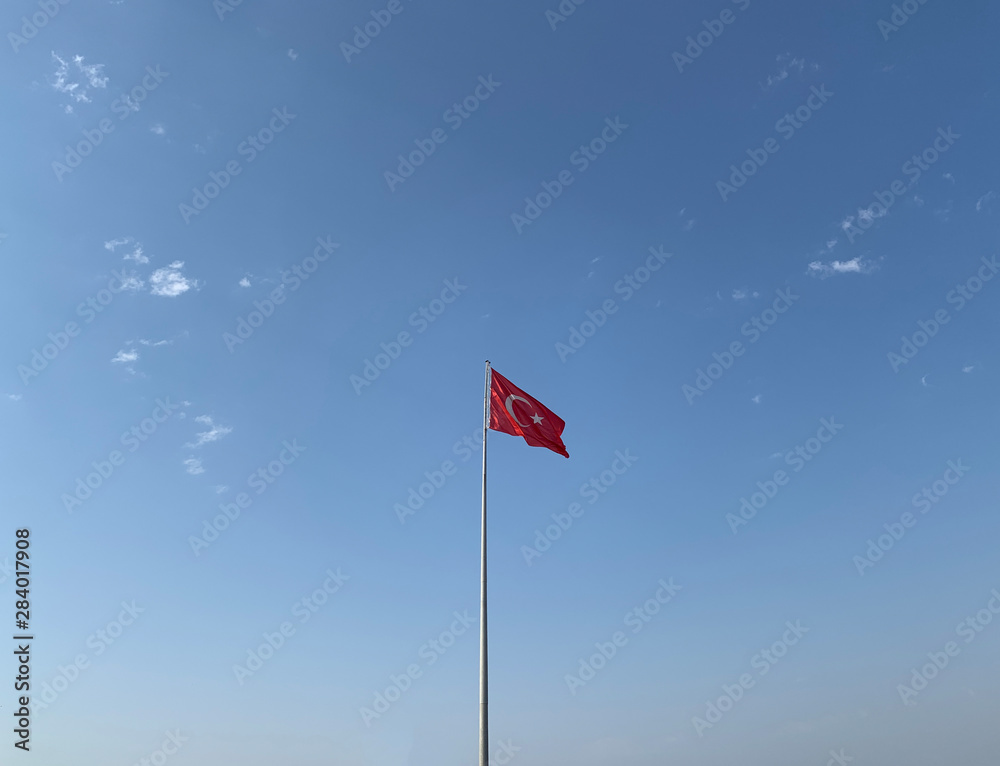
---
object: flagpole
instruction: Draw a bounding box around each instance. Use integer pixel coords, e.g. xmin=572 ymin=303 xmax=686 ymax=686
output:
xmin=479 ymin=360 xmax=491 ymax=766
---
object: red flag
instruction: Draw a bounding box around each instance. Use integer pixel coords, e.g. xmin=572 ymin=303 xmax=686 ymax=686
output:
xmin=489 ymin=369 xmax=569 ymax=458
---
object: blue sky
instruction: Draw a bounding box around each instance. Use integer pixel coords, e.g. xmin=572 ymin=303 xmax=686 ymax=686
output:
xmin=3 ymin=0 xmax=1000 ymax=763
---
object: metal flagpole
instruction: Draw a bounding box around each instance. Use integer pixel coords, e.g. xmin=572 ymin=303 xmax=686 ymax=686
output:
xmin=479 ymin=360 xmax=491 ymax=766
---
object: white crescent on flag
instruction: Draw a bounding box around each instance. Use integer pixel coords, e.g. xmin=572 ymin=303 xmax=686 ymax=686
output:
xmin=505 ymin=394 xmax=534 ymax=427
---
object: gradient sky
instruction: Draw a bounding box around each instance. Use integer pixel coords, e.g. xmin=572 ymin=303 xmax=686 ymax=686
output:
xmin=2 ymin=0 xmax=1000 ymax=764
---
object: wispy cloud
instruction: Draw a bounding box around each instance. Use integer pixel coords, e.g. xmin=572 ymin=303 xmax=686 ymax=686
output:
xmin=751 ymin=394 xmax=762 ymax=404
xmin=7 ymin=393 xmax=22 ymax=402
xmin=183 ymin=457 xmax=205 ymax=475
xmin=149 ymin=261 xmax=196 ymax=297
xmin=962 ymin=364 xmax=976 ymax=374
xmin=118 ymin=271 xmax=145 ymax=291
xmin=839 ymin=203 xmax=889 ymax=236
xmin=238 ymin=276 xmax=251 ymax=288
xmin=111 ymin=349 xmax=138 ymax=364
xmin=186 ymin=415 xmax=232 ymax=448
xmin=975 ymin=191 xmax=996 ymax=212
xmin=150 ymin=123 xmax=166 ymax=136
xmin=807 ymin=256 xmax=880 ymax=279
xmin=50 ymin=52 xmax=107 ymax=104
xmin=288 ymin=49 xmax=299 ymax=60
xmin=760 ymin=53 xmax=816 ymax=90
xmin=105 ymin=237 xmax=149 ymax=264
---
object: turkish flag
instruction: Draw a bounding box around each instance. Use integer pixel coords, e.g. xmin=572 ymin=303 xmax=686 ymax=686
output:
xmin=489 ymin=369 xmax=569 ymax=458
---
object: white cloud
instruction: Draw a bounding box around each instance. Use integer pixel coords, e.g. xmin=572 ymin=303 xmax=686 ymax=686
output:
xmin=149 ymin=261 xmax=195 ymax=297
xmin=125 ymin=245 xmax=148 ymax=264
xmin=732 ymin=289 xmax=748 ymax=300
xmin=963 ymin=365 xmax=976 ymax=373
xmin=150 ymin=123 xmax=166 ymax=136
xmin=183 ymin=457 xmax=205 ymax=475
xmin=118 ymin=272 xmax=145 ymax=291
xmin=840 ymin=204 xmax=889 ymax=235
xmin=139 ymin=338 xmax=172 ymax=347
xmin=808 ymin=257 xmax=879 ymax=279
xmin=682 ymin=218 xmax=696 ymax=231
xmin=975 ymin=191 xmax=996 ymax=212
xmin=760 ymin=53 xmax=815 ymax=90
xmin=856 ymin=205 xmax=888 ymax=225
xmin=239 ymin=276 xmax=251 ymax=287
xmin=105 ymin=237 xmax=149 ymax=264
xmin=186 ymin=415 xmax=232 ymax=448
xmin=943 ymin=172 xmax=955 ymax=184
xmin=751 ymin=394 xmax=762 ymax=404
xmin=215 ymin=485 xmax=229 ymax=494
xmin=111 ymin=349 xmax=138 ymax=364
xmin=7 ymin=394 xmax=22 ymax=402
xmin=921 ymin=375 xmax=930 ymax=387
xmin=50 ymin=52 xmax=107 ymax=104
xmin=288 ymin=49 xmax=299 ymax=60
